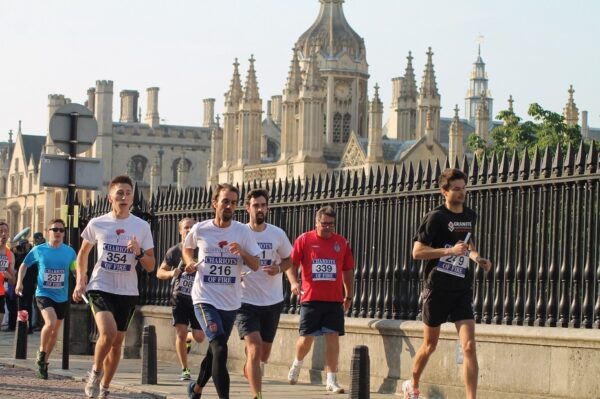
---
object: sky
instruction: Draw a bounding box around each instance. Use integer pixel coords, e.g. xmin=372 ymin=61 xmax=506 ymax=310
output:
xmin=1 ymin=0 xmax=599 ymax=142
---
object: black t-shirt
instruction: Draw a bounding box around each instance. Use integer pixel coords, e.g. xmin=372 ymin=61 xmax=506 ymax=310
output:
xmin=413 ymin=204 xmax=477 ymax=291
xmin=163 ymin=244 xmax=198 ymax=301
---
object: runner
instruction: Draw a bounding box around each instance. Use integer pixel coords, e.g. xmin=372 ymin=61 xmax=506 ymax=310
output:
xmin=402 ymin=168 xmax=492 ymax=399
xmin=15 ymin=218 xmax=76 ymax=379
xmin=237 ymin=188 xmax=292 ymax=399
xmin=0 ymin=222 xmax=15 ymax=330
xmin=156 ymin=217 xmax=205 ymax=381
xmin=286 ymin=205 xmax=354 ymax=394
xmin=183 ymin=183 xmax=261 ymax=399
xmin=73 ymin=175 xmax=156 ymax=399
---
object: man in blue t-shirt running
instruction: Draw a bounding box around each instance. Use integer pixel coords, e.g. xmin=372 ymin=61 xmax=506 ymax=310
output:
xmin=15 ymin=218 xmax=76 ymax=379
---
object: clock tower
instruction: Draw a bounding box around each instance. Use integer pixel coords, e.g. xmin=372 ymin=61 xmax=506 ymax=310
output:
xmin=294 ymin=0 xmax=369 ymax=153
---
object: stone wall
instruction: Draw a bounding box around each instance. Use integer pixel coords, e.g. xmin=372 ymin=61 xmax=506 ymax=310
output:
xmin=127 ymin=305 xmax=600 ymax=399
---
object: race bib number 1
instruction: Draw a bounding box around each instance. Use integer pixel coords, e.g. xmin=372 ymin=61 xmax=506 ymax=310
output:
xmin=312 ymin=259 xmax=336 ymax=281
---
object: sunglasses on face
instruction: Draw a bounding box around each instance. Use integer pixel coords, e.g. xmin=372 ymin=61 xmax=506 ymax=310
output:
xmin=49 ymin=228 xmax=65 ymax=233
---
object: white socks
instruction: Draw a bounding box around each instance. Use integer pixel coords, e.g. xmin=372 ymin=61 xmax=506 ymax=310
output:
xmin=327 ymin=371 xmax=337 ymax=384
xmin=292 ymin=358 xmax=303 ymax=368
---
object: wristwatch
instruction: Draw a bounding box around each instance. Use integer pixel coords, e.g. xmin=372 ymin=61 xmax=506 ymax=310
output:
xmin=135 ymin=248 xmax=145 ymax=260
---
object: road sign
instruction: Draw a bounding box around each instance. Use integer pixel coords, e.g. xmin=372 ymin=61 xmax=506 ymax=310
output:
xmin=49 ymin=103 xmax=98 ymax=155
xmin=39 ymin=154 xmax=103 ymax=190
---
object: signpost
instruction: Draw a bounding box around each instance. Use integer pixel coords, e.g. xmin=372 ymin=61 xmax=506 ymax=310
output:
xmin=44 ymin=103 xmax=101 ymax=370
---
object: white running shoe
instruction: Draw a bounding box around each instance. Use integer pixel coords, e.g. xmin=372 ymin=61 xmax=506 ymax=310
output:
xmin=401 ymin=379 xmax=421 ymax=399
xmin=287 ymin=362 xmax=301 ymax=385
xmin=84 ymin=369 xmax=103 ymax=398
xmin=99 ymin=385 xmax=110 ymax=399
xmin=325 ymin=380 xmax=345 ymax=393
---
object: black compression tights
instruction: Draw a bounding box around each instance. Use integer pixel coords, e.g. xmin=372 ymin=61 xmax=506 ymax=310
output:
xmin=196 ymin=335 xmax=230 ymax=399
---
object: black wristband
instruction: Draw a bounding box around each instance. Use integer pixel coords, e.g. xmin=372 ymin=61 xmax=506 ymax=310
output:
xmin=135 ymin=248 xmax=145 ymax=260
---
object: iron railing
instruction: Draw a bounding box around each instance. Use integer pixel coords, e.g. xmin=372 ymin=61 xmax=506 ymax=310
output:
xmin=80 ymin=143 xmax=600 ymax=328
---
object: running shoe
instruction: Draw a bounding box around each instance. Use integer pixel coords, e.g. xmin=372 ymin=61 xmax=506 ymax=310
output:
xmin=287 ymin=362 xmax=301 ymax=385
xmin=180 ymin=368 xmax=191 ymax=381
xmin=35 ymin=351 xmax=48 ymax=379
xmin=85 ymin=369 xmax=103 ymax=398
xmin=325 ymin=380 xmax=345 ymax=393
xmin=99 ymin=385 xmax=110 ymax=399
xmin=401 ymin=379 xmax=421 ymax=399
xmin=187 ymin=382 xmax=202 ymax=399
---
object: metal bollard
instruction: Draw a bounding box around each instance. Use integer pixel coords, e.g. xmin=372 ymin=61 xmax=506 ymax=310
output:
xmin=14 ymin=310 xmax=29 ymax=359
xmin=141 ymin=324 xmax=157 ymax=384
xmin=349 ymin=345 xmax=370 ymax=399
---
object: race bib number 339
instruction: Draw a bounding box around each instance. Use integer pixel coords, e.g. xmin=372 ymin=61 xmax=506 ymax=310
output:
xmin=312 ymin=258 xmax=336 ymax=281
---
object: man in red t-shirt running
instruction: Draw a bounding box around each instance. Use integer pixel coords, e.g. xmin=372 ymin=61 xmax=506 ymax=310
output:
xmin=285 ymin=205 xmax=354 ymax=394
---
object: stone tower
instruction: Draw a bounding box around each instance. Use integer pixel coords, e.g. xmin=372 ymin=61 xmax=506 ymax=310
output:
xmin=279 ymin=48 xmax=303 ymax=161
xmin=448 ymin=105 xmax=464 ymax=163
xmin=222 ymin=58 xmax=243 ymax=170
xmin=144 ymin=87 xmax=160 ymax=128
xmin=367 ymin=84 xmax=383 ymax=162
xmin=237 ymin=55 xmax=262 ymax=166
xmin=563 ymin=85 xmax=579 ymax=126
xmin=93 ymin=80 xmax=114 ymax=192
xmin=398 ymin=51 xmax=418 ymax=141
xmin=475 ymin=92 xmax=490 ymax=141
xmin=465 ymin=45 xmax=493 ymax=126
xmin=296 ymin=53 xmax=326 ymax=160
xmin=416 ymin=48 xmax=441 ymax=140
xmin=295 ymin=0 xmax=369 ymax=151
xmin=46 ymin=94 xmax=70 ymax=155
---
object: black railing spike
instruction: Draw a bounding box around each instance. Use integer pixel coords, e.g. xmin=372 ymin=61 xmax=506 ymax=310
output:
xmin=551 ymin=143 xmax=563 ymax=177
xmin=415 ymin=160 xmax=424 ymax=190
xmin=575 ymin=142 xmax=586 ymax=175
xmin=461 ymin=154 xmax=470 ymax=177
xmin=265 ymin=179 xmax=271 ymax=193
xmin=563 ymin=142 xmax=575 ymax=176
xmin=498 ymin=151 xmax=509 ymax=182
xmin=391 ymin=164 xmax=399 ymax=192
xmin=469 ymin=154 xmax=479 ymax=185
xmin=508 ymin=150 xmax=519 ymax=181
xmin=443 ymin=156 xmax=451 ymax=170
xmin=489 ymin=152 xmax=499 ymax=183
xmin=433 ymin=159 xmax=442 ymax=189
xmin=329 ymin=171 xmax=336 ymax=198
xmin=207 ymin=185 xmax=214 ymax=207
xmin=321 ymin=173 xmax=330 ymax=199
xmin=586 ymin=140 xmax=598 ymax=173
xmin=288 ymin=177 xmax=295 ymax=203
xmin=374 ymin=166 xmax=382 ymax=194
xmin=296 ymin=176 xmax=303 ymax=202
xmin=519 ymin=148 xmax=530 ymax=181
xmin=396 ymin=163 xmax=404 ymax=192
xmin=478 ymin=154 xmax=488 ymax=184
xmin=423 ymin=159 xmax=432 ymax=189
xmin=312 ymin=173 xmax=320 ymax=200
xmin=531 ymin=146 xmax=541 ymax=178
xmin=276 ymin=178 xmax=283 ymax=202
xmin=362 ymin=167 xmax=371 ymax=195
xmin=406 ymin=162 xmax=415 ymax=191
xmin=335 ymin=170 xmax=344 ymax=197
xmin=341 ymin=169 xmax=350 ymax=197
xmin=308 ymin=175 xmax=316 ymax=200
xmin=349 ymin=169 xmax=358 ymax=197
xmin=380 ymin=166 xmax=388 ymax=193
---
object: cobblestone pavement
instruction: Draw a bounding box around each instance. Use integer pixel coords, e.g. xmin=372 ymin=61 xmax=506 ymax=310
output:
xmin=0 ymin=364 xmax=157 ymax=399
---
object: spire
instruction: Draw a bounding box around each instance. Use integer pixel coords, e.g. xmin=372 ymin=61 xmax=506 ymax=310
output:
xmin=508 ymin=94 xmax=514 ymax=113
xmin=476 ymin=93 xmax=490 ymax=140
xmin=399 ymin=51 xmax=417 ymax=100
xmin=243 ymin=54 xmax=260 ymax=101
xmin=563 ymin=84 xmax=579 ymax=126
xmin=367 ymin=83 xmax=384 ymax=162
xmin=465 ymin=42 xmax=493 ymax=123
xmin=420 ymin=47 xmax=439 ymax=98
xmin=369 ymin=83 xmax=383 ymax=114
xmin=225 ymin=58 xmax=243 ymax=104
xmin=449 ymin=104 xmax=464 ymax=163
xmin=8 ymin=129 xmax=13 ymax=144
xmin=285 ymin=48 xmax=303 ymax=93
xmin=303 ymin=52 xmax=322 ymax=90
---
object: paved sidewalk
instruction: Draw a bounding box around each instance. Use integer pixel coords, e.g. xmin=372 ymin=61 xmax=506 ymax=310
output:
xmin=0 ymin=330 xmax=396 ymax=398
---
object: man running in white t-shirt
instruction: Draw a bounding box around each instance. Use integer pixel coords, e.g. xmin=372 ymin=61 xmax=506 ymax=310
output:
xmin=184 ymin=183 xmax=261 ymax=399
xmin=73 ymin=175 xmax=156 ymax=399
xmin=236 ymin=188 xmax=292 ymax=399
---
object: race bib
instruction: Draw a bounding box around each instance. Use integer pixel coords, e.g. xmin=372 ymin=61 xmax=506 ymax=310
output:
xmin=177 ymin=273 xmax=195 ymax=295
xmin=100 ymin=243 xmax=132 ymax=272
xmin=311 ymin=258 xmax=336 ymax=281
xmin=258 ymin=242 xmax=276 ymax=268
xmin=436 ymin=245 xmax=468 ymax=278
xmin=203 ymin=256 xmax=237 ymax=284
xmin=0 ymin=257 xmax=8 ymax=272
xmin=43 ymin=268 xmax=65 ymax=288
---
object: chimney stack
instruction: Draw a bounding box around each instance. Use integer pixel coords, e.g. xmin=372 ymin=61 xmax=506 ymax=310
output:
xmin=120 ymin=90 xmax=139 ymax=123
xmin=203 ymin=98 xmax=216 ymax=128
xmin=145 ymin=87 xmax=160 ymax=128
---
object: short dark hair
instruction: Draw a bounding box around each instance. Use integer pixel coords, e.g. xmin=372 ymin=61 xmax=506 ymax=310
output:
xmin=315 ymin=205 xmax=336 ymax=222
xmin=0 ymin=221 xmax=8 ymax=229
xmin=438 ymin=168 xmax=467 ymax=191
xmin=109 ymin=175 xmax=133 ymax=191
xmin=245 ymin=188 xmax=269 ymax=206
xmin=212 ymin=183 xmax=239 ymax=202
xmin=48 ymin=218 xmax=66 ymax=228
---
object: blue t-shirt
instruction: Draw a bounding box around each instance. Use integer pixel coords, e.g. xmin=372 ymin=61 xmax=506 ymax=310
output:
xmin=24 ymin=243 xmax=77 ymax=303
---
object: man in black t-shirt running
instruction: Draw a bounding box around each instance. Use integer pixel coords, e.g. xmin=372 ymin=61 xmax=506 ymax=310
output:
xmin=402 ymin=168 xmax=492 ymax=399
xmin=157 ymin=217 xmax=205 ymax=381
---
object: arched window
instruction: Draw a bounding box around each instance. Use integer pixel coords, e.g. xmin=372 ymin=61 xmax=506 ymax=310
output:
xmin=342 ymin=113 xmax=351 ymax=142
xmin=333 ymin=113 xmax=342 ymax=143
xmin=172 ymin=158 xmax=192 ymax=183
xmin=128 ymin=155 xmax=148 ymax=181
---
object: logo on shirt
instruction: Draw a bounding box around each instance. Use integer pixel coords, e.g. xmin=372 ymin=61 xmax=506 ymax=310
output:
xmin=333 ymin=243 xmax=341 ymax=253
xmin=116 ymin=229 xmax=125 ymax=236
xmin=218 ymin=240 xmax=228 ymax=248
xmin=448 ymin=221 xmax=472 ymax=232
xmin=448 ymin=222 xmax=455 ymax=232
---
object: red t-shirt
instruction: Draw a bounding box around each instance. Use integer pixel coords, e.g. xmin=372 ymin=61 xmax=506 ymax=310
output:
xmin=291 ymin=230 xmax=354 ymax=303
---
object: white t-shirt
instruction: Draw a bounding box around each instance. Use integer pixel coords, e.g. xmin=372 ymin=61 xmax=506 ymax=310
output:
xmin=82 ymin=212 xmax=154 ymax=296
xmin=184 ymin=219 xmax=261 ymax=311
xmin=241 ymin=224 xmax=292 ymax=306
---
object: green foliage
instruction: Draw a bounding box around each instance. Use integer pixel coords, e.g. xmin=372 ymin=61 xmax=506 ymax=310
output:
xmin=467 ymin=103 xmax=583 ymax=159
